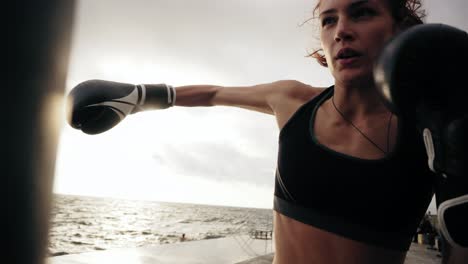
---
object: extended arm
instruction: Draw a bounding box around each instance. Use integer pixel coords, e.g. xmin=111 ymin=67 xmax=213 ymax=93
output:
xmin=66 ymin=79 xmax=310 ymax=134
xmin=174 ymin=81 xmax=298 ymax=114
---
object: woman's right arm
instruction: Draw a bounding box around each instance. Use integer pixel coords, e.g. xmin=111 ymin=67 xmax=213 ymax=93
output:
xmin=175 ymin=80 xmax=317 ymax=116
xmin=66 ymin=79 xmax=319 ymax=134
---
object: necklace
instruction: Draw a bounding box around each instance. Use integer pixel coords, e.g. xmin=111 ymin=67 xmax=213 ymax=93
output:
xmin=331 ymin=96 xmax=392 ymax=154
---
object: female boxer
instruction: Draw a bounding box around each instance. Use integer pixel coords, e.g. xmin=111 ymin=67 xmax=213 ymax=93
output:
xmin=67 ymin=0 xmax=468 ymax=263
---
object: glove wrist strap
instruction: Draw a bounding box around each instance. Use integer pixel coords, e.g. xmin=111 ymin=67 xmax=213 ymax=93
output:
xmin=137 ymin=83 xmax=176 ymax=110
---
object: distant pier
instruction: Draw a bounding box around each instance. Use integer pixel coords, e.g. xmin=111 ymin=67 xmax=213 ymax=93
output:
xmin=249 ymin=230 xmax=273 ymax=240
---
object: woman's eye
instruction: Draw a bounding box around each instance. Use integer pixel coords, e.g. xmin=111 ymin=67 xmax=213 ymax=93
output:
xmin=321 ymin=17 xmax=336 ymax=27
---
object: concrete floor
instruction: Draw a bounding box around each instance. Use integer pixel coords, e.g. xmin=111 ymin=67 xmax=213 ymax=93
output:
xmin=237 ymin=242 xmax=441 ymax=264
xmin=48 ymin=236 xmax=441 ymax=264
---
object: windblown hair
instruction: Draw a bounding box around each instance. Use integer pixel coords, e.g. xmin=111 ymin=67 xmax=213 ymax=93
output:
xmin=309 ymin=0 xmax=426 ymax=67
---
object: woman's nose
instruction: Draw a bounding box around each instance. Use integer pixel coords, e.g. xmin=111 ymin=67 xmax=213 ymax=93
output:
xmin=334 ymin=19 xmax=355 ymax=42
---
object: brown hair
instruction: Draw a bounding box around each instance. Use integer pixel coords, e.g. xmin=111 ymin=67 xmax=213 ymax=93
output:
xmin=308 ymin=0 xmax=426 ymax=67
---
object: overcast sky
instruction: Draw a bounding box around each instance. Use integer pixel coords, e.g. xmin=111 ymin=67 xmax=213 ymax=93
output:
xmin=54 ymin=0 xmax=467 ymax=210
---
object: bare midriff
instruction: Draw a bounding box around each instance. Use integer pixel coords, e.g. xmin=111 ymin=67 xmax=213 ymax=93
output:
xmin=272 ymin=212 xmax=407 ymax=264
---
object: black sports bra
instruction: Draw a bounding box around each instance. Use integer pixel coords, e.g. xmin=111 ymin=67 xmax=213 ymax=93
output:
xmin=274 ymin=86 xmax=434 ymax=251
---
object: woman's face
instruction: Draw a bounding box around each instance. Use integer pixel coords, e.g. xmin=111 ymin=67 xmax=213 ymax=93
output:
xmin=319 ymin=0 xmax=397 ymax=84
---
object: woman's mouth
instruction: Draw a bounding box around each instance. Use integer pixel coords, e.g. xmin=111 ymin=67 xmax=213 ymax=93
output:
xmin=338 ymin=56 xmax=362 ymax=66
xmin=336 ymin=48 xmax=362 ymax=59
xmin=335 ymin=48 xmax=363 ymax=66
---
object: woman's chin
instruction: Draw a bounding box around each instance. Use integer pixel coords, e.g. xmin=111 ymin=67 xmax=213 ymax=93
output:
xmin=334 ymin=69 xmax=374 ymax=86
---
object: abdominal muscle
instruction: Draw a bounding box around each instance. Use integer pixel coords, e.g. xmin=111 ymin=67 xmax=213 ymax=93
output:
xmin=272 ymin=212 xmax=407 ymax=264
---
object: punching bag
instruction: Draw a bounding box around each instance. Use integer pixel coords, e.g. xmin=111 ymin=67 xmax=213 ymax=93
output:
xmin=7 ymin=1 xmax=75 ymax=264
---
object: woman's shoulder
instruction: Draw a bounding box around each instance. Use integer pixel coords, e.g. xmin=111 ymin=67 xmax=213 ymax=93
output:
xmin=273 ymin=80 xmax=328 ymax=102
xmin=268 ymin=80 xmax=330 ymax=128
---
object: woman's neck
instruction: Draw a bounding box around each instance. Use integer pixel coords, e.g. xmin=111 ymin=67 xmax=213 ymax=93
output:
xmin=331 ymin=80 xmax=388 ymax=119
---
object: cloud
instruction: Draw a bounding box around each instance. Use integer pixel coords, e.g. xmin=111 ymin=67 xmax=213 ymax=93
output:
xmin=424 ymin=0 xmax=468 ymax=31
xmin=154 ymin=140 xmax=276 ymax=187
xmin=68 ymin=0 xmax=323 ymax=85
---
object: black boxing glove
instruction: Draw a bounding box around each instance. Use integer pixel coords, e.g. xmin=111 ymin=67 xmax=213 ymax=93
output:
xmin=374 ymin=23 xmax=467 ymax=176
xmin=374 ymin=23 xmax=468 ymax=248
xmin=66 ymin=79 xmax=176 ymax=134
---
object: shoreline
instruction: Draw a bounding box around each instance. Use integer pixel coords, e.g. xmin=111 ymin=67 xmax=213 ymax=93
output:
xmin=49 ymin=236 xmax=441 ymax=264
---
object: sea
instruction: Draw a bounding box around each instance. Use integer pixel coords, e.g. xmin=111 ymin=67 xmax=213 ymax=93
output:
xmin=48 ymin=194 xmax=273 ymax=257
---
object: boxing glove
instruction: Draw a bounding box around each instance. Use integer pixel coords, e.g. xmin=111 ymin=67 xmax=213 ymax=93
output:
xmin=374 ymin=23 xmax=467 ymax=177
xmin=374 ymin=23 xmax=468 ymax=248
xmin=66 ymin=79 xmax=175 ymax=134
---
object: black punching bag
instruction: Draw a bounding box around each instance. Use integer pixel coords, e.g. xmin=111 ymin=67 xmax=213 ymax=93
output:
xmin=7 ymin=1 xmax=75 ymax=264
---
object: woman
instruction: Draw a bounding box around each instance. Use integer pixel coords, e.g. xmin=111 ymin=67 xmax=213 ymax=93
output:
xmin=68 ymin=0 xmax=437 ymax=263
xmin=174 ymin=1 xmax=432 ymax=263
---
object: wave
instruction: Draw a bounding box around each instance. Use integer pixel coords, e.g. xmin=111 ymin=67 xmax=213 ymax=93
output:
xmin=77 ymin=221 xmax=92 ymax=226
xmin=50 ymin=251 xmax=69 ymax=257
xmin=203 ymin=217 xmax=221 ymax=222
xmin=70 ymin=241 xmax=93 ymax=245
xmin=177 ymin=219 xmax=193 ymax=224
xmin=203 ymin=234 xmax=225 ymax=240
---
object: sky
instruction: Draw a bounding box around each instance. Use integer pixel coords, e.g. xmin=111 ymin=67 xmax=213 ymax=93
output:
xmin=54 ymin=0 xmax=468 ymax=210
